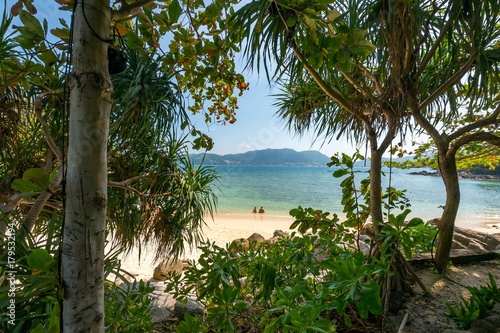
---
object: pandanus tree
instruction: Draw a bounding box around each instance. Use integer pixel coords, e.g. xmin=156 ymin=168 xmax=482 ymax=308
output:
xmin=403 ymin=0 xmax=500 ymax=272
xmin=230 ymin=0 xmax=420 ymax=297
xmin=231 ymin=0 xmax=500 ymax=274
xmin=2 ymin=0 xmax=245 ymax=331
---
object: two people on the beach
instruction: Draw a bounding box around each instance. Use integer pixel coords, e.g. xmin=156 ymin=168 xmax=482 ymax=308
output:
xmin=252 ymin=207 xmax=265 ymax=213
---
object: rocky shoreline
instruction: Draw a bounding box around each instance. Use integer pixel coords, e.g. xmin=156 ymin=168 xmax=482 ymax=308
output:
xmin=409 ymin=169 xmax=500 ymax=181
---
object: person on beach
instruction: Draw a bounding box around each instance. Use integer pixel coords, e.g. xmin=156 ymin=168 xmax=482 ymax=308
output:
xmin=252 ymin=207 xmax=257 ymax=213
xmin=258 ymin=207 xmax=265 ymax=213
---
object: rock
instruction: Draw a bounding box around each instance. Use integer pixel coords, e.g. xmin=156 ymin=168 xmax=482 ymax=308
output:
xmin=273 ymin=230 xmax=290 ymax=238
xmin=467 ymin=239 xmax=489 ymax=253
xmin=247 ymin=232 xmax=265 ymax=244
xmin=148 ymin=282 xmax=176 ymax=310
xmin=173 ymin=298 xmax=205 ymax=320
xmin=153 ymin=258 xmax=184 ymax=281
xmin=469 ymin=314 xmax=500 ymax=333
xmin=454 ymin=227 xmax=500 ymax=252
xmin=230 ymin=238 xmax=249 ymax=251
xmin=150 ymin=306 xmax=173 ymax=323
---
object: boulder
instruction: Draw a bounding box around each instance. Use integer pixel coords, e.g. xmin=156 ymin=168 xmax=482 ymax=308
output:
xmin=469 ymin=314 xmax=500 ymax=333
xmin=153 ymin=258 xmax=184 ymax=281
xmin=247 ymin=232 xmax=265 ymax=244
xmin=273 ymin=230 xmax=290 ymax=238
xmin=230 ymin=238 xmax=250 ymax=251
xmin=173 ymin=298 xmax=205 ymax=320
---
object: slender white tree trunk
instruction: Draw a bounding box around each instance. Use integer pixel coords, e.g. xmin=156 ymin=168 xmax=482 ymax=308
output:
xmin=62 ymin=1 xmax=112 ymax=331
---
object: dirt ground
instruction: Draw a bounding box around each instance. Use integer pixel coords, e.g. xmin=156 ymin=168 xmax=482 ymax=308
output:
xmin=387 ymin=260 xmax=500 ymax=332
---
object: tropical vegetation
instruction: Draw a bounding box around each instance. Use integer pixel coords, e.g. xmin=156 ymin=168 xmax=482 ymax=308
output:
xmin=1 ymin=0 xmax=499 ymax=332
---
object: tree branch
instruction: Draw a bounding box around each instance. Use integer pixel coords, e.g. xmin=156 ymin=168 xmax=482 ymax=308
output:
xmin=112 ymin=0 xmax=155 ymax=22
xmin=35 ymin=92 xmax=63 ymax=161
xmin=289 ymin=40 xmax=365 ymax=121
xmin=418 ymin=11 xmax=455 ymax=76
xmin=21 ymin=166 xmax=64 ymax=234
xmin=339 ymin=68 xmax=372 ymax=99
xmin=420 ymin=56 xmax=476 ymax=110
xmin=359 ymin=64 xmax=382 ymax=95
xmin=108 ymin=180 xmax=144 ymax=197
xmin=448 ymin=132 xmax=500 ymax=157
xmin=448 ymin=104 xmax=500 ymax=141
xmin=419 ymin=56 xmax=476 ymax=110
xmin=1 ymin=193 xmax=24 ymax=213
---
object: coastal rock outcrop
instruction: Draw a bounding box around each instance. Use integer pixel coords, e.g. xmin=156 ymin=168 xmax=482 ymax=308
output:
xmin=153 ymin=258 xmax=184 ymax=281
xmin=247 ymin=232 xmax=266 ymax=244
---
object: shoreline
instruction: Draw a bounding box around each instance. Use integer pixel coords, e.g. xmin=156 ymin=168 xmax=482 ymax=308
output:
xmin=117 ymin=212 xmax=500 ymax=281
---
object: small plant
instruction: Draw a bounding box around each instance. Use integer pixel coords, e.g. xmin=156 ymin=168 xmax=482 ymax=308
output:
xmin=104 ymin=280 xmax=155 ymax=332
xmin=446 ymin=273 xmax=500 ymax=329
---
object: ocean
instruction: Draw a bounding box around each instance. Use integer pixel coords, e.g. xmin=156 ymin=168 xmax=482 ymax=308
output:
xmin=211 ymin=165 xmax=500 ymax=223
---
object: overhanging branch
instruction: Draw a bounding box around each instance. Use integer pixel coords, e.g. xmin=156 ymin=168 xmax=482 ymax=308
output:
xmin=112 ymin=0 xmax=155 ymax=22
xmin=448 ymin=132 xmax=500 ymax=157
xmin=448 ymin=104 xmax=500 ymax=141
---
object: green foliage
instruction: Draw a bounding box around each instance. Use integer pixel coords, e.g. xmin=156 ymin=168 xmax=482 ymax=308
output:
xmin=446 ymin=273 xmax=500 ymax=329
xmin=0 ymin=212 xmax=154 ymax=333
xmin=165 ymin=229 xmax=384 ymax=332
xmin=104 ymin=280 xmax=155 ymax=332
xmin=176 ymin=312 xmax=209 ymax=333
xmin=0 ymin=213 xmax=60 ymax=333
xmin=377 ymin=210 xmax=424 ymax=259
xmin=328 ymin=151 xmax=370 ymax=228
xmin=11 ymin=167 xmax=57 ymax=196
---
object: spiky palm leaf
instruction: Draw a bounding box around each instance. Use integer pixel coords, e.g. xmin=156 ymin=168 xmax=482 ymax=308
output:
xmin=107 ymin=49 xmax=218 ymax=260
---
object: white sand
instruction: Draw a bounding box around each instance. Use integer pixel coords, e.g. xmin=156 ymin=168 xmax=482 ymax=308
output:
xmin=117 ymin=212 xmax=500 ymax=281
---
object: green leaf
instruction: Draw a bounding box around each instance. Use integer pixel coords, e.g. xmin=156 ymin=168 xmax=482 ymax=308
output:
xmin=28 ymin=249 xmax=54 ymax=271
xmin=11 ymin=167 xmax=50 ymax=195
xmin=205 ymin=3 xmax=219 ymax=18
xmin=169 ymin=0 xmax=183 ymax=23
xmin=29 ymin=323 xmax=45 ymax=333
xmin=19 ymin=10 xmax=44 ymax=39
xmin=286 ymin=16 xmax=297 ymax=27
xmin=405 ymin=217 xmax=424 ymax=229
xmin=48 ymin=303 xmax=61 ymax=332
xmin=326 ymin=9 xmax=340 ymax=22
xmin=50 ymin=27 xmax=70 ymax=42
xmin=332 ymin=169 xmax=349 ymax=178
xmin=349 ymin=40 xmax=376 ymax=58
xmin=11 ymin=179 xmax=45 ymax=196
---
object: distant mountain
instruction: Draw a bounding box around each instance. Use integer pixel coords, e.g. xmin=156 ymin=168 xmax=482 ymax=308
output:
xmin=190 ymin=148 xmax=330 ymax=166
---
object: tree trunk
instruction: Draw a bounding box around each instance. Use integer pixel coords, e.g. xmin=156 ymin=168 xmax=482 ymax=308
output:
xmin=370 ymin=147 xmax=384 ymax=230
xmin=61 ymin=1 xmax=112 ymax=332
xmin=434 ymin=151 xmax=460 ymax=272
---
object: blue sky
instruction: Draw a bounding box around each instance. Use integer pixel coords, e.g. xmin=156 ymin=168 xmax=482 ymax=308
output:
xmin=189 ymin=73 xmax=358 ymax=157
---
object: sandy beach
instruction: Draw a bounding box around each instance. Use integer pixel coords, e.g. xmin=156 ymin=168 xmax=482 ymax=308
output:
xmin=117 ymin=212 xmax=500 ymax=281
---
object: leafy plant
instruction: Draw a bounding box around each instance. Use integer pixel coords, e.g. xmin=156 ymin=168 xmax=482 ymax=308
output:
xmin=165 ymin=229 xmax=385 ymax=332
xmin=104 ymin=280 xmax=155 ymax=332
xmin=0 ymin=211 xmax=153 ymax=333
xmin=446 ymin=273 xmax=500 ymax=329
xmin=376 ymin=209 xmax=424 ymax=259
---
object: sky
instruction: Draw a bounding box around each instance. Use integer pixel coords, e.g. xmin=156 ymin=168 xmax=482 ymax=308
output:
xmin=189 ymin=73 xmax=359 ymax=157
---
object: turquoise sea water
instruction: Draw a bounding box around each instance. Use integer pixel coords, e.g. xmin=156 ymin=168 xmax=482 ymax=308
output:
xmin=211 ymin=165 xmax=500 ymax=222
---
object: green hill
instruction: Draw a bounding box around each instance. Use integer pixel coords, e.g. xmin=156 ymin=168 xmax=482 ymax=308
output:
xmin=190 ymin=148 xmax=330 ymax=166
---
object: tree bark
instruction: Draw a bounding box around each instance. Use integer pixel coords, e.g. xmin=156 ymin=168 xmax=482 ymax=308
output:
xmin=434 ymin=151 xmax=460 ymax=272
xmin=61 ymin=1 xmax=112 ymax=332
xmin=370 ymin=147 xmax=384 ymax=229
